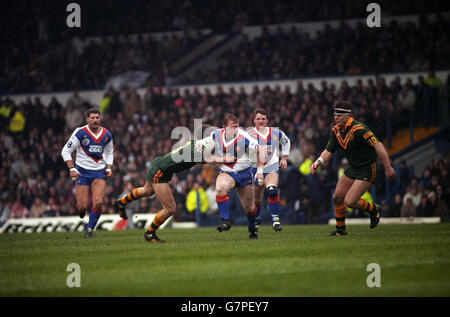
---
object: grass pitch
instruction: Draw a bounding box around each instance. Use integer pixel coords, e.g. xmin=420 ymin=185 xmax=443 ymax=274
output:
xmin=0 ymin=223 xmax=449 ymax=297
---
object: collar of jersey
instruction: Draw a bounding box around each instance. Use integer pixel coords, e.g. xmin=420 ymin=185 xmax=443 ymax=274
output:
xmin=84 ymin=125 xmax=104 ymax=139
xmin=253 ymin=127 xmax=271 ymax=141
xmin=344 ymin=117 xmax=354 ymax=130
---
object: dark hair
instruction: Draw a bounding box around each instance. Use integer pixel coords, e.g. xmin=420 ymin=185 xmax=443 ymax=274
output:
xmin=86 ymin=107 xmax=101 ymax=118
xmin=252 ymin=107 xmax=268 ymax=120
xmin=334 ymin=101 xmax=352 ymax=111
xmin=223 ymin=113 xmax=239 ymax=126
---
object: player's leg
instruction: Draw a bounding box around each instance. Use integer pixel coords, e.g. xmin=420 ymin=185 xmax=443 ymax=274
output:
xmin=215 ymin=173 xmax=236 ymax=231
xmin=75 ymin=185 xmax=90 ymax=219
xmin=84 ymin=179 xmax=106 ymax=237
xmin=254 ymin=182 xmax=265 ymax=225
xmin=264 ymin=172 xmax=282 ymax=231
xmin=237 ymin=184 xmax=258 ymax=239
xmin=344 ymin=179 xmax=381 ymax=229
xmin=144 ymin=183 xmax=176 ymax=243
xmin=114 ymin=181 xmax=154 ymax=219
xmin=329 ymin=174 xmax=354 ymax=236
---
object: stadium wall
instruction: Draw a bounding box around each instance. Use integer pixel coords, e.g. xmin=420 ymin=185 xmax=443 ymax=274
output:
xmin=0 ymin=214 xmax=172 ymax=234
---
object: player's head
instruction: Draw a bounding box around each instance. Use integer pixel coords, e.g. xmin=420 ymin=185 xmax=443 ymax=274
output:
xmin=85 ymin=108 xmax=101 ymax=130
xmin=223 ymin=113 xmax=239 ymax=138
xmin=252 ymin=108 xmax=268 ymax=128
xmin=333 ymin=101 xmax=352 ymax=127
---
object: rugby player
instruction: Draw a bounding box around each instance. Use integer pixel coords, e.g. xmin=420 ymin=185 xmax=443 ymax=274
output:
xmin=311 ymin=101 xmax=397 ymax=236
xmin=248 ymin=108 xmax=291 ymax=231
xmin=61 ymin=108 xmax=114 ymax=238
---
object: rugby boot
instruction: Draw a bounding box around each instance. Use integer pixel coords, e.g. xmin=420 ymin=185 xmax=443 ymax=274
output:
xmin=370 ymin=204 xmax=381 ymax=229
xmin=272 ymin=217 xmax=283 ymax=232
xmin=327 ymin=229 xmax=348 ymax=236
xmin=144 ymin=231 xmax=166 ymax=243
xmin=84 ymin=228 xmax=94 ymax=238
xmin=113 ymin=199 xmax=128 ymax=220
xmin=249 ymin=227 xmax=258 ymax=239
xmin=217 ymin=218 xmax=232 ymax=232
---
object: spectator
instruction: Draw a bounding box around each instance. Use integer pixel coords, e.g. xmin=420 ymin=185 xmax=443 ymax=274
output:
xmin=64 ymin=103 xmax=83 ymax=130
xmin=11 ymin=200 xmax=29 ymax=218
xmin=185 ymin=182 xmax=209 ymax=222
xmin=401 ymin=197 xmax=417 ymax=218
xmin=388 ymin=193 xmax=403 ymax=217
xmin=0 ymin=198 xmax=13 ymax=226
xmin=430 ymin=190 xmax=450 ymax=222
xmin=403 ymin=185 xmax=421 ymax=207
xmin=29 ymin=197 xmax=46 ymax=218
xmin=396 ymin=84 xmax=416 ymax=118
xmin=416 ymin=195 xmax=433 ymax=217
xmin=43 ymin=197 xmax=58 ymax=217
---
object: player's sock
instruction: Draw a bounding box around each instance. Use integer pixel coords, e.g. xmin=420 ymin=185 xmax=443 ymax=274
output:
xmin=86 ymin=206 xmax=101 ymax=232
xmin=120 ymin=188 xmax=140 ymax=206
xmin=268 ymin=194 xmax=280 ymax=222
xmin=357 ymin=199 xmax=375 ymax=214
xmin=216 ymin=194 xmax=230 ymax=221
xmin=246 ymin=205 xmax=258 ymax=231
xmin=146 ymin=213 xmax=164 ymax=233
xmin=255 ymin=202 xmax=261 ymax=218
xmin=335 ymin=205 xmax=346 ymax=232
xmin=255 ymin=202 xmax=262 ymax=225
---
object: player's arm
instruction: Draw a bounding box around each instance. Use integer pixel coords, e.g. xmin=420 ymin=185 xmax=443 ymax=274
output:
xmin=361 ymin=129 xmax=397 ymax=180
xmin=195 ymin=135 xmax=234 ymax=165
xmin=104 ymin=138 xmax=114 ymax=177
xmin=61 ymin=130 xmax=81 ymax=179
xmin=311 ymin=129 xmax=337 ymax=174
xmin=203 ymin=154 xmax=235 ymax=164
xmin=248 ymin=135 xmax=264 ymax=184
xmin=279 ymin=130 xmax=291 ymax=171
xmin=311 ymin=149 xmax=333 ymax=174
xmin=373 ymin=142 xmax=397 ymax=180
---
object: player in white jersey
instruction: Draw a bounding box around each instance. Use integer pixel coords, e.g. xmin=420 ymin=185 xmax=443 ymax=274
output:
xmin=209 ymin=113 xmax=264 ymax=239
xmin=61 ymin=108 xmax=114 ymax=238
xmin=248 ymin=108 xmax=291 ymax=231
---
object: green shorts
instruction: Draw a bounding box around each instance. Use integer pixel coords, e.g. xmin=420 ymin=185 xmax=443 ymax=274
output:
xmin=344 ymin=161 xmax=378 ymax=184
xmin=146 ymin=156 xmax=173 ymax=184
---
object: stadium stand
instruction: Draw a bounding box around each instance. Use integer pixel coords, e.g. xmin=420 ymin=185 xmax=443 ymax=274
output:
xmin=0 ymin=1 xmax=449 ymax=227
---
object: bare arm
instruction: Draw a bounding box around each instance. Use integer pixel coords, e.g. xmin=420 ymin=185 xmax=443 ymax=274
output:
xmin=310 ymin=149 xmax=333 ymax=174
xmin=374 ymin=142 xmax=397 ymax=180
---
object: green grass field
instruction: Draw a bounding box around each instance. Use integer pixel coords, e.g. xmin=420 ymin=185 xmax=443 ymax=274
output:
xmin=1 ymin=223 xmax=449 ymax=297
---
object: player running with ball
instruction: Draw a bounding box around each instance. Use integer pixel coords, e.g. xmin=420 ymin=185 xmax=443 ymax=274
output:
xmin=248 ymin=108 xmax=291 ymax=231
xmin=210 ymin=114 xmax=265 ymax=239
xmin=311 ymin=102 xmax=396 ymax=236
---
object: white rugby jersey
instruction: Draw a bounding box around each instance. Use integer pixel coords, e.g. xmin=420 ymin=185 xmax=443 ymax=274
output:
xmin=210 ymin=128 xmax=258 ymax=173
xmin=61 ymin=125 xmax=114 ymax=170
xmin=248 ymin=127 xmax=291 ymax=171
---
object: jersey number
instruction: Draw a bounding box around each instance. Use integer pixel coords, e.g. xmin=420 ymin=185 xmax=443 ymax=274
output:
xmin=368 ymin=136 xmax=378 ymax=146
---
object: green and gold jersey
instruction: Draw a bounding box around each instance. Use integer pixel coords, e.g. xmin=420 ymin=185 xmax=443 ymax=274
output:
xmin=326 ymin=117 xmax=379 ymax=168
xmin=147 ymin=140 xmax=204 ymax=183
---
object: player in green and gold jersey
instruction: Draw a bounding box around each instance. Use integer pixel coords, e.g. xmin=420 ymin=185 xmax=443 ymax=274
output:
xmin=311 ymin=101 xmax=397 ymax=236
xmin=113 ymin=136 xmax=234 ymax=243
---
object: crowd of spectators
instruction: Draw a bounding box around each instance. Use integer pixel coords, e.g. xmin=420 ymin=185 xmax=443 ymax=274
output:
xmin=2 ymin=1 xmax=449 ymax=94
xmin=380 ymin=158 xmax=450 ymax=221
xmin=184 ymin=15 xmax=449 ymax=84
xmin=1 ymin=28 xmax=207 ymax=94
xmin=1 ymin=70 xmax=448 ymax=226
